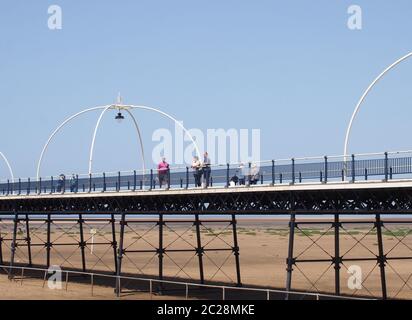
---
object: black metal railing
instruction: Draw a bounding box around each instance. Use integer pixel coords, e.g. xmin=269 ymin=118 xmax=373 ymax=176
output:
xmin=1 ymin=151 xmax=412 ymax=196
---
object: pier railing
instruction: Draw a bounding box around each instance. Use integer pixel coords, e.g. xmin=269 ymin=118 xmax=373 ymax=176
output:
xmin=2 ymin=150 xmax=412 ymax=196
xmin=1 ymin=264 xmax=371 ymax=300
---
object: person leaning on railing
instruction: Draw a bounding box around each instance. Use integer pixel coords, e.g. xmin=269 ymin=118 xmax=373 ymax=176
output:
xmin=202 ymin=152 xmax=211 ymax=188
xmin=191 ymin=156 xmax=202 ymax=187
xmin=70 ymin=173 xmax=78 ymax=192
xmin=157 ymin=157 xmax=170 ymax=188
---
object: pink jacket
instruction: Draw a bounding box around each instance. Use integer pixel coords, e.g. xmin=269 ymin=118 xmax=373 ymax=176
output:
xmin=158 ymin=161 xmax=169 ymax=174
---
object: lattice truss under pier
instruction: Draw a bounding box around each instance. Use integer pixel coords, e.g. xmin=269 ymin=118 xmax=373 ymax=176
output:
xmin=285 ymin=214 xmax=412 ymax=300
xmin=1 ymin=214 xmax=118 ymax=275
xmin=117 ymin=214 xmax=241 ymax=293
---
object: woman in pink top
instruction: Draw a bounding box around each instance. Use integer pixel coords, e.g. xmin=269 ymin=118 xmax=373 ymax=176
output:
xmin=157 ymin=157 xmax=170 ymax=188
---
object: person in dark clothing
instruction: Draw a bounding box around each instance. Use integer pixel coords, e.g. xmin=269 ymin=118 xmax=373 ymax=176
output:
xmin=202 ymin=152 xmax=211 ymax=187
xmin=191 ymin=156 xmax=202 ymax=187
xmin=70 ymin=174 xmax=78 ymax=192
xmin=57 ymin=174 xmax=65 ymax=193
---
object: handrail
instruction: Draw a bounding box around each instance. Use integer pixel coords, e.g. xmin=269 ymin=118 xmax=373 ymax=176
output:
xmin=2 ymin=149 xmax=412 ymax=192
xmin=1 ymin=264 xmax=371 ymax=300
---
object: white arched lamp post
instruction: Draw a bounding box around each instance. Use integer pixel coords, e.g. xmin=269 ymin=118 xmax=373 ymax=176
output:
xmin=344 ymin=51 xmax=412 ymax=160
xmin=36 ymin=101 xmax=201 ymax=179
xmin=0 ymin=151 xmax=14 ymax=183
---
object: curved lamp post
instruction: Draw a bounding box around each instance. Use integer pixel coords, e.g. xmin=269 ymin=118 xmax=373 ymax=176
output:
xmin=0 ymin=151 xmax=15 ymax=183
xmin=36 ymin=103 xmax=201 ymax=179
xmin=344 ymin=51 xmax=412 ymax=159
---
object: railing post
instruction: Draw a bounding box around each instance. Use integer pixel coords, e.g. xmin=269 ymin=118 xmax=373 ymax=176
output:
xmin=7 ymin=179 xmax=10 ymax=196
xmin=149 ymin=169 xmax=153 ymax=191
xmin=291 ymin=158 xmax=295 ymax=185
xmin=50 ymin=176 xmax=54 ymax=194
xmin=103 ymin=172 xmax=106 ymax=192
xmin=226 ymin=164 xmax=230 ymax=188
xmin=118 ymin=171 xmax=121 ymax=192
xmin=247 ymin=162 xmax=251 ymax=186
xmin=18 ymin=178 xmax=21 ymax=195
xmin=38 ymin=178 xmax=42 ymax=195
xmin=324 ymin=156 xmax=328 ymax=184
xmin=384 ymin=152 xmax=389 ymax=182
xmin=27 ymin=178 xmax=31 ymax=195
xmin=133 ymin=170 xmax=137 ymax=191
xmin=76 ymin=175 xmax=79 ymax=193
xmin=186 ymin=167 xmax=189 ymax=189
xmin=167 ymin=168 xmax=171 ymax=190
xmin=62 ymin=175 xmax=66 ymax=194
xmin=89 ymin=174 xmax=92 ymax=193
xmin=351 ymin=154 xmax=355 ymax=183
xmin=271 ymin=160 xmax=275 ymax=185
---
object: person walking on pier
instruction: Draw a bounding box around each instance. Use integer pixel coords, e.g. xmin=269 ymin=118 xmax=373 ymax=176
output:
xmin=157 ymin=157 xmax=170 ymax=188
xmin=191 ymin=156 xmax=202 ymax=187
xmin=70 ymin=174 xmax=78 ymax=192
xmin=202 ymin=152 xmax=211 ymax=187
xmin=57 ymin=174 xmax=65 ymax=193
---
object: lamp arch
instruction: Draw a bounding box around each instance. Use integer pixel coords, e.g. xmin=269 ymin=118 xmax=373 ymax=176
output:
xmin=37 ymin=104 xmax=201 ymax=179
xmin=344 ymin=51 xmax=412 ymax=159
xmin=0 ymin=151 xmax=14 ymax=183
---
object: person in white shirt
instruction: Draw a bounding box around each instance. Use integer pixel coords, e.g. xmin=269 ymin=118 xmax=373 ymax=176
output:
xmin=191 ymin=156 xmax=202 ymax=187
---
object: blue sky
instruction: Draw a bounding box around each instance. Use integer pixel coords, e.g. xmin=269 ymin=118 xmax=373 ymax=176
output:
xmin=0 ymin=1 xmax=412 ymax=178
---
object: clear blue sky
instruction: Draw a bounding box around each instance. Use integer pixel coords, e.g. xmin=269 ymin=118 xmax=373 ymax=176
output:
xmin=1 ymin=0 xmax=411 ymax=178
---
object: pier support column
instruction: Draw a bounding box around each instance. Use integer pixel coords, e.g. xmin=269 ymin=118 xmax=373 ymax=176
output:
xmin=78 ymin=214 xmax=87 ymax=272
xmin=111 ymin=213 xmax=118 ymax=275
xmin=158 ymin=214 xmax=165 ymax=288
xmin=285 ymin=213 xmax=296 ymax=299
xmin=46 ymin=214 xmax=52 ymax=268
xmin=231 ymin=214 xmax=242 ymax=286
xmin=333 ymin=214 xmax=341 ymax=296
xmin=375 ymin=214 xmax=387 ymax=300
xmin=25 ymin=214 xmax=32 ymax=267
xmin=115 ymin=213 xmax=126 ymax=297
xmin=194 ymin=213 xmax=205 ymax=284
xmin=0 ymin=228 xmax=3 ymax=265
xmin=9 ymin=213 xmax=18 ymax=279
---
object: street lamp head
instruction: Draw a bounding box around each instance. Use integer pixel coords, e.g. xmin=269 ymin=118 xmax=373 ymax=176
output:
xmin=115 ymin=112 xmax=125 ymax=123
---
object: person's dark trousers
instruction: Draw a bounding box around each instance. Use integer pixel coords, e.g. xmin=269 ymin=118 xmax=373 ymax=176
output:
xmin=158 ymin=173 xmax=167 ymax=188
xmin=203 ymin=167 xmax=211 ymax=187
xmin=194 ymin=171 xmax=201 ymax=187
